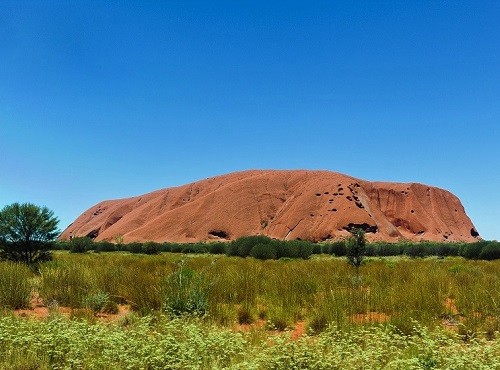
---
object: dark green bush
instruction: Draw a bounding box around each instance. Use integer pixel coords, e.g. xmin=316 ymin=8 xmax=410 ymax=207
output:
xmin=232 ymin=236 xmax=274 ymax=258
xmin=180 ymin=245 xmax=196 ymax=254
xmin=113 ymin=242 xmax=126 ymax=252
xmin=250 ymin=243 xmax=277 ymax=260
xmin=69 ymin=237 xmax=93 ymax=253
xmin=181 ymin=244 xmax=208 ymax=254
xmin=365 ymin=244 xmax=376 ymax=256
xmin=373 ymin=243 xmax=401 ymax=256
xmin=435 ymin=243 xmax=460 ymax=257
xmin=225 ymin=241 xmax=239 ymax=256
xmin=160 ymin=243 xmax=172 ymax=252
xmin=127 ymin=242 xmax=144 ymax=254
xmin=207 ymin=242 xmax=226 ymax=254
xmin=478 ymin=242 xmax=500 ymax=261
xmin=95 ymin=241 xmax=116 ymax=252
xmin=56 ymin=235 xmax=500 ymax=262
xmin=403 ymin=243 xmax=430 ymax=258
xmin=326 ymin=241 xmax=347 ymax=256
xmin=312 ymin=244 xmax=323 ymax=254
xmin=142 ymin=242 xmax=161 ymax=255
xmin=275 ymin=240 xmax=292 ymax=258
xmin=460 ymin=242 xmax=485 ymax=259
xmin=195 ymin=244 xmax=209 ymax=253
xmin=52 ymin=241 xmax=69 ymax=251
xmin=281 ymin=240 xmax=314 ymax=259
xmin=169 ymin=243 xmax=183 ymax=253
xmin=298 ymin=241 xmax=314 ymax=259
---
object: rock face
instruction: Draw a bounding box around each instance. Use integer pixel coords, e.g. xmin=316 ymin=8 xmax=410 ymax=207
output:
xmin=60 ymin=170 xmax=480 ymax=243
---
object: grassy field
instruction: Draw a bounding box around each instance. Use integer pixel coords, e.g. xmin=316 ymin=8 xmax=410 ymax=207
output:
xmin=0 ymin=252 xmax=499 ymax=368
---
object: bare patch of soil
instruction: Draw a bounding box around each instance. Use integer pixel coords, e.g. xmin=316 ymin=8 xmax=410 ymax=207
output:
xmin=13 ymin=294 xmax=131 ymax=322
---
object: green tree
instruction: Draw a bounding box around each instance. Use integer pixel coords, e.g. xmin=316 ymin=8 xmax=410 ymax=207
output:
xmin=346 ymin=228 xmax=367 ymax=276
xmin=0 ymin=203 xmax=59 ymax=265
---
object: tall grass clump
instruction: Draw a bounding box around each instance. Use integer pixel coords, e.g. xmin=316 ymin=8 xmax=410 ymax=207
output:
xmin=38 ymin=260 xmax=91 ymax=307
xmin=0 ymin=262 xmax=32 ymax=309
xmin=163 ymin=260 xmax=210 ymax=317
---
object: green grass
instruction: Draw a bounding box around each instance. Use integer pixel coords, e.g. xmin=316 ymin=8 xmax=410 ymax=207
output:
xmin=2 ymin=252 xmax=500 ymax=368
xmin=30 ymin=253 xmax=500 ymax=335
xmin=0 ymin=262 xmax=32 ymax=309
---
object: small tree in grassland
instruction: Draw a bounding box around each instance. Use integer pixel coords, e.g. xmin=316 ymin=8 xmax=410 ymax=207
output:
xmin=0 ymin=203 xmax=59 ymax=265
xmin=346 ymin=228 xmax=367 ymax=278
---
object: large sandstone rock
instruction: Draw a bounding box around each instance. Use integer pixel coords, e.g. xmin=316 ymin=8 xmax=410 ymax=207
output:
xmin=60 ymin=170 xmax=480 ymax=243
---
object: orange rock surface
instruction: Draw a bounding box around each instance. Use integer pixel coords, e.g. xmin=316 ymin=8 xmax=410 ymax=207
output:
xmin=59 ymin=170 xmax=480 ymax=243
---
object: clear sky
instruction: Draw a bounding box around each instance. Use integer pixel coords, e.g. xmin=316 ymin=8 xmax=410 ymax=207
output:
xmin=1 ymin=1 xmax=499 ymax=240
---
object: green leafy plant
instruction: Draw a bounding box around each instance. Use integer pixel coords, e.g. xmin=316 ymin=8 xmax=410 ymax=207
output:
xmin=163 ymin=261 xmax=209 ymax=316
xmin=83 ymin=291 xmax=118 ymax=314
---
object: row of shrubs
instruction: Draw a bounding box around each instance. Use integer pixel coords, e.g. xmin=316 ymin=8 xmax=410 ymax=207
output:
xmin=55 ymin=236 xmax=500 ymax=260
xmin=324 ymin=240 xmax=500 ymax=260
xmin=56 ymin=236 xmax=316 ymax=259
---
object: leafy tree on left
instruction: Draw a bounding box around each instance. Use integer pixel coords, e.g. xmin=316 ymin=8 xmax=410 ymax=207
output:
xmin=0 ymin=203 xmax=59 ymax=265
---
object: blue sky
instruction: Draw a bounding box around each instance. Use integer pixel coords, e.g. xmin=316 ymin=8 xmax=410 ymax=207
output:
xmin=1 ymin=1 xmax=499 ymax=240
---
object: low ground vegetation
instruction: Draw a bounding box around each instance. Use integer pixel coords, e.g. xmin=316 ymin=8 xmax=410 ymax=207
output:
xmin=0 ymin=315 xmax=499 ymax=369
xmin=0 ymin=252 xmax=499 ymax=368
xmin=0 ymin=253 xmax=499 ymax=368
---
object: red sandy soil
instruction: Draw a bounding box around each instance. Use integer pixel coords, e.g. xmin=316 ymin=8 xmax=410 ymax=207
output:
xmin=290 ymin=321 xmax=306 ymax=340
xmin=13 ymin=295 xmax=475 ymax=338
xmin=14 ymin=294 xmax=131 ymax=322
xmin=60 ymin=170 xmax=480 ymax=243
xmin=441 ymin=297 xmax=465 ymax=330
